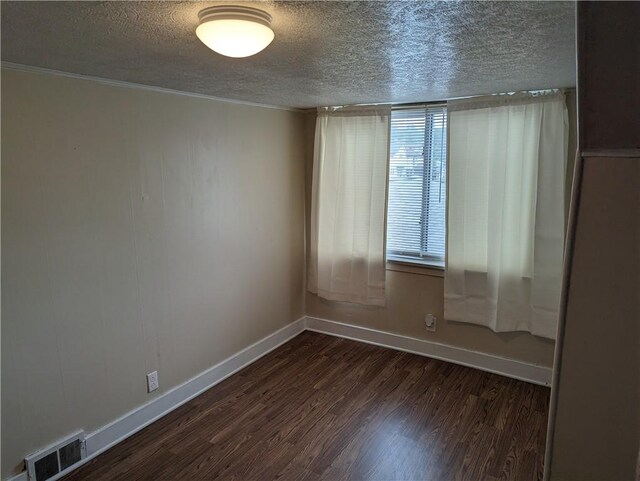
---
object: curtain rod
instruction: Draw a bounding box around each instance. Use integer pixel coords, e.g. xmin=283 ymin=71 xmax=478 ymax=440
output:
xmin=391 ymin=101 xmax=446 ymax=110
xmin=305 ymin=87 xmax=576 ymax=113
xmin=349 ymin=87 xmax=577 ymax=111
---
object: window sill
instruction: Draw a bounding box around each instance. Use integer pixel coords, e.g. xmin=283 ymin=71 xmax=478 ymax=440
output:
xmin=386 ymin=258 xmax=445 ymax=278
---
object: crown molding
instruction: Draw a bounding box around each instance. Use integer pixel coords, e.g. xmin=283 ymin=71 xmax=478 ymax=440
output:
xmin=1 ymin=62 xmax=301 ymax=113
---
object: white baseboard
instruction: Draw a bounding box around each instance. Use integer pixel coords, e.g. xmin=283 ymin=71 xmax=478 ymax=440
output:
xmin=6 ymin=317 xmax=306 ymax=481
xmin=84 ymin=317 xmax=306 ymax=457
xmin=6 ymin=314 xmax=550 ymax=481
xmin=305 ymin=316 xmax=552 ymax=386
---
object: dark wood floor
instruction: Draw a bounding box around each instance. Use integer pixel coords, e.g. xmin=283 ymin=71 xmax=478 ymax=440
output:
xmin=63 ymin=332 xmax=550 ymax=481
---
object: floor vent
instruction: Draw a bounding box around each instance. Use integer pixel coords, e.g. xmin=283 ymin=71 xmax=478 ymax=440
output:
xmin=25 ymin=432 xmax=86 ymax=481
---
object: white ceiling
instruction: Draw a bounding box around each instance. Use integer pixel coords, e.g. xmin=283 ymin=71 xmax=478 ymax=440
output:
xmin=1 ymin=1 xmax=576 ymax=108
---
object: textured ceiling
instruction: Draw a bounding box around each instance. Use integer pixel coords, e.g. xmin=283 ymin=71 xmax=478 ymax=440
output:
xmin=1 ymin=1 xmax=576 ymax=108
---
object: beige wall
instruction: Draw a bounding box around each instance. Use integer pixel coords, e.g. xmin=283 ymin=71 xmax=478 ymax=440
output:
xmin=306 ymin=269 xmax=555 ymax=365
xmin=548 ymin=4 xmax=640 ymax=479
xmin=304 ymin=97 xmax=577 ymax=367
xmin=1 ymin=68 xmax=577 ymax=478
xmin=1 ymin=69 xmax=306 ymax=478
xmin=550 ymin=157 xmax=639 ymax=481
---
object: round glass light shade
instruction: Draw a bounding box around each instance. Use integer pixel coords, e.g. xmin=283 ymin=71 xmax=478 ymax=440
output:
xmin=196 ymin=6 xmax=274 ymax=58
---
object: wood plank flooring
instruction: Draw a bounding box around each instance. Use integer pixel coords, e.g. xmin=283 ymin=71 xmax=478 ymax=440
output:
xmin=63 ymin=332 xmax=550 ymax=481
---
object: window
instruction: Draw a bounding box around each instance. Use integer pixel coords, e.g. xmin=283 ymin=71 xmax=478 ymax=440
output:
xmin=386 ymin=105 xmax=447 ymax=267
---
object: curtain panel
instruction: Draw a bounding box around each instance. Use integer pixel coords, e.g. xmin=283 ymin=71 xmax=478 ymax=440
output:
xmin=445 ymin=91 xmax=568 ymax=339
xmin=308 ymin=105 xmax=391 ymax=306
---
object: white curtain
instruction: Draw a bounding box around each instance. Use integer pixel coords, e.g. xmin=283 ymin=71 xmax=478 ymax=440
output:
xmin=445 ymin=91 xmax=568 ymax=339
xmin=308 ymin=105 xmax=391 ymax=306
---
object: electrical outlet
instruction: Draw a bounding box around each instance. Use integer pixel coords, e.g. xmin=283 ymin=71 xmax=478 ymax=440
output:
xmin=424 ymin=314 xmax=437 ymax=332
xmin=146 ymin=371 xmax=159 ymax=393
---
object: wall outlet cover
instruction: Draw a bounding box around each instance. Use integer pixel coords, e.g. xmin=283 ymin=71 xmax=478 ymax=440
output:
xmin=425 ymin=314 xmax=437 ymax=332
xmin=147 ymin=371 xmax=159 ymax=393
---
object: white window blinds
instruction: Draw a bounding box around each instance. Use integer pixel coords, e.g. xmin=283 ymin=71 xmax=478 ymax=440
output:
xmin=386 ymin=106 xmax=447 ymax=266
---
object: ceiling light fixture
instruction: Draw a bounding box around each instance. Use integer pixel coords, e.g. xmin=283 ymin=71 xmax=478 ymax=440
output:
xmin=196 ymin=5 xmax=274 ymax=58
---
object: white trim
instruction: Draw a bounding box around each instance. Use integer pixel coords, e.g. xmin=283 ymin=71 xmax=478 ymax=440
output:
xmin=305 ymin=316 xmax=552 ymax=386
xmin=385 ymin=260 xmax=445 ymax=278
xmin=5 ymin=317 xmax=306 ymax=481
xmin=581 ymin=149 xmax=640 ymax=158
xmin=543 ymin=150 xmax=584 ymax=481
xmin=386 ymin=255 xmax=445 ymax=271
xmin=5 ymin=315 xmax=551 ymax=481
xmin=0 ymin=62 xmax=300 ymax=112
xmin=5 ymin=473 xmax=27 ymax=481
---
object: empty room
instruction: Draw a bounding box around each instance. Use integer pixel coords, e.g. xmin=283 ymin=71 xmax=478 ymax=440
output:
xmin=1 ymin=1 xmax=638 ymax=481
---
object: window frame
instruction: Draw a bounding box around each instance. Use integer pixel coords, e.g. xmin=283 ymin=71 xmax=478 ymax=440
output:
xmin=385 ymin=102 xmax=448 ymax=270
